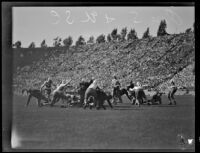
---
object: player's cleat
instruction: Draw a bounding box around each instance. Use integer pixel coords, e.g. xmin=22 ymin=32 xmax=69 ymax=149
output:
xmin=174 ymin=101 xmax=177 ymax=105
xmin=147 ymin=102 xmax=151 ymax=105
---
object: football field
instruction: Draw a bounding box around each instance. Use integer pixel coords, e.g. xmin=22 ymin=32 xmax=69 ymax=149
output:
xmin=11 ymin=94 xmax=195 ymax=150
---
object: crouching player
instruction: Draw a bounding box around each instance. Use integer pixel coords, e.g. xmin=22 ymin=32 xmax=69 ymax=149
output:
xmin=83 ymin=79 xmax=98 ymax=109
xmin=96 ymin=88 xmax=113 ymax=110
xmin=147 ymin=90 xmax=165 ymax=105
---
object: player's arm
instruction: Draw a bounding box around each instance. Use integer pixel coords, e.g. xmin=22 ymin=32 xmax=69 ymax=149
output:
xmin=64 ymin=79 xmax=72 ymax=87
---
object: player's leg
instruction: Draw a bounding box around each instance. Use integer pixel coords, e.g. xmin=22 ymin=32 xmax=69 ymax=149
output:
xmin=118 ymin=95 xmax=123 ymax=103
xmin=46 ymin=89 xmax=51 ymax=102
xmin=171 ymin=89 xmax=177 ymax=105
xmin=51 ymin=92 xmax=59 ymax=106
xmin=37 ymin=99 xmax=42 ymax=107
xmin=102 ymin=104 xmax=106 ymax=110
xmin=83 ymin=88 xmax=91 ymax=109
xmin=130 ymin=91 xmax=136 ymax=105
xmin=112 ymin=87 xmax=117 ymax=104
xmin=138 ymin=89 xmax=146 ymax=104
xmin=134 ymin=90 xmax=140 ymax=106
xmin=26 ymin=95 xmax=32 ymax=107
xmin=131 ymin=96 xmax=136 ymax=105
xmin=41 ymin=94 xmax=49 ymax=104
xmin=96 ymin=100 xmax=101 ymax=110
xmin=158 ymin=96 xmax=162 ymax=104
xmin=113 ymin=96 xmax=118 ymax=105
xmin=80 ymin=92 xmax=85 ymax=106
xmin=135 ymin=99 xmax=140 ymax=107
xmin=124 ymin=89 xmax=131 ymax=101
xmin=168 ymin=91 xmax=172 ymax=105
xmin=107 ymin=99 xmax=113 ymax=109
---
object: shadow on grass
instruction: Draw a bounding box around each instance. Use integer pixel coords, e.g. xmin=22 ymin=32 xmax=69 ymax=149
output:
xmin=112 ymin=103 xmax=179 ymax=110
xmin=113 ymin=108 xmax=145 ymax=110
xmin=148 ymin=104 xmax=193 ymax=107
xmin=42 ymin=103 xmax=190 ymax=111
xmin=42 ymin=103 xmax=83 ymax=108
xmin=112 ymin=104 xmax=144 ymax=110
xmin=147 ymin=104 xmax=177 ymax=107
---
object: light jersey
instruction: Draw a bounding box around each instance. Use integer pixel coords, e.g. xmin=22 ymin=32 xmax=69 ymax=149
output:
xmin=88 ymin=80 xmax=98 ymax=89
xmin=170 ymin=85 xmax=177 ymax=90
xmin=129 ymin=86 xmax=143 ymax=91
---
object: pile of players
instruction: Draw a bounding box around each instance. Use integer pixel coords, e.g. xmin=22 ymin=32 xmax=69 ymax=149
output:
xmin=39 ymin=75 xmax=178 ymax=109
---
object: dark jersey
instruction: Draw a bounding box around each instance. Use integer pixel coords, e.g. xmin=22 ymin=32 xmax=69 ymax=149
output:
xmin=79 ymin=81 xmax=91 ymax=91
xmin=112 ymin=79 xmax=121 ymax=88
xmin=127 ymin=84 xmax=134 ymax=90
xmin=44 ymin=81 xmax=52 ymax=89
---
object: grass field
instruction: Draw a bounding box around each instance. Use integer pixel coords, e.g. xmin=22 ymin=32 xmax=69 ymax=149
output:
xmin=11 ymin=94 xmax=195 ymax=150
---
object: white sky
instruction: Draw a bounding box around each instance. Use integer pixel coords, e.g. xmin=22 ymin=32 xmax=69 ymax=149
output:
xmin=13 ymin=6 xmax=194 ymax=47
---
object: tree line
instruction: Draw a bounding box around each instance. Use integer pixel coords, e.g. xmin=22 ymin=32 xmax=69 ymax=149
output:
xmin=13 ymin=19 xmax=194 ymax=49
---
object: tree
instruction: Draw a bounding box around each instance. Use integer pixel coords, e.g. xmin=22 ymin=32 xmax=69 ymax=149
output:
xmin=87 ymin=36 xmax=94 ymax=44
xmin=28 ymin=42 xmax=36 ymax=48
xmin=111 ymin=28 xmax=118 ymax=41
xmin=53 ymin=37 xmax=62 ymax=47
xmin=185 ymin=28 xmax=192 ymax=33
xmin=75 ymin=35 xmax=86 ymax=46
xmin=120 ymin=27 xmax=127 ymax=41
xmin=127 ymin=29 xmax=138 ymax=41
xmin=157 ymin=20 xmax=169 ymax=36
xmin=41 ymin=39 xmax=47 ymax=48
xmin=96 ymin=34 xmax=105 ymax=43
xmin=13 ymin=41 xmax=22 ymax=48
xmin=107 ymin=34 xmax=112 ymax=42
xmin=142 ymin=27 xmax=151 ymax=39
xmin=63 ymin=36 xmax=73 ymax=48
xmin=116 ymin=34 xmax=121 ymax=42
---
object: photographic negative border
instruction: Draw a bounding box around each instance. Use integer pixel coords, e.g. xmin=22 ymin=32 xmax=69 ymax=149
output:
xmin=2 ymin=1 xmax=197 ymax=152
